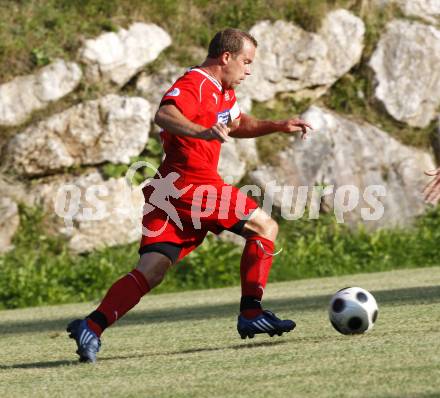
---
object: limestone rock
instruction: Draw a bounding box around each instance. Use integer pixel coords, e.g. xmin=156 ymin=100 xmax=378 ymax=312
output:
xmin=433 ymin=116 xmax=440 ymax=163
xmin=396 ymin=0 xmax=440 ymax=24
xmin=218 ymin=140 xmax=247 ymax=184
xmin=250 ymin=106 xmax=435 ymax=229
xmin=370 ymin=20 xmax=440 ymax=127
xmin=235 ymin=138 xmax=260 ymax=168
xmin=236 ymin=10 xmax=364 ymax=104
xmin=319 ymin=9 xmax=365 ymax=77
xmin=0 ymin=197 xmax=19 ymax=253
xmin=79 ymin=22 xmax=171 ymax=87
xmin=136 ymin=63 xmax=185 ymax=110
xmin=31 ymin=171 xmax=144 ymax=253
xmin=5 ymin=95 xmax=151 ymax=176
xmin=0 ymin=174 xmax=32 ymax=206
xmin=218 ymin=138 xmax=259 ymax=184
xmin=0 ymin=60 xmax=82 ymax=127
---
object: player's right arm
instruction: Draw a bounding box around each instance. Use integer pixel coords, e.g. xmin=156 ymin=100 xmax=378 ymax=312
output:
xmin=155 ymin=104 xmax=230 ymax=143
xmin=423 ymin=167 xmax=440 ymax=205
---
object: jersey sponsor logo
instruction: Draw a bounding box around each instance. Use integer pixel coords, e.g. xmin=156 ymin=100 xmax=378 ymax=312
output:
xmin=166 ymin=87 xmax=181 ymax=97
xmin=217 ymin=110 xmax=231 ymax=124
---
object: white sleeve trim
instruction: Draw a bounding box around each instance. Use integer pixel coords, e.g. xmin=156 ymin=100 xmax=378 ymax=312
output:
xmin=230 ymin=101 xmax=240 ymax=121
xmin=199 ymin=78 xmax=207 ymax=103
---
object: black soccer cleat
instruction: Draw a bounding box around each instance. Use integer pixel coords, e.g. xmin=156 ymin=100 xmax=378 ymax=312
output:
xmin=67 ymin=319 xmax=101 ymax=363
xmin=237 ymin=310 xmax=296 ymax=339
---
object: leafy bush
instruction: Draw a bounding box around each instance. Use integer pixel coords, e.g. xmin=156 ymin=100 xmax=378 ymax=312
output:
xmin=270 ymin=206 xmax=440 ymax=281
xmin=101 ymin=138 xmax=162 ymax=184
xmin=1 ymin=205 xmax=439 ymax=309
xmin=0 ymin=206 xmax=241 ymax=309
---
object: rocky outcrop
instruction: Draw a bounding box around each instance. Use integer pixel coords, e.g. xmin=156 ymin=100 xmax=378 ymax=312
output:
xmin=31 ymin=171 xmax=144 ymax=253
xmin=396 ymin=0 xmax=440 ymax=24
xmin=0 ymin=60 xmax=82 ymax=127
xmin=0 ymin=197 xmax=20 ymax=253
xmin=5 ymin=95 xmax=151 ymax=176
xmin=370 ymin=20 xmax=440 ymax=127
xmin=0 ymin=174 xmax=32 ymax=206
xmin=433 ymin=116 xmax=440 ymax=163
xmin=136 ymin=63 xmax=185 ymax=111
xmin=79 ymin=22 xmax=171 ymax=87
xmin=236 ymin=10 xmax=365 ymax=104
xmin=2 ymin=15 xmax=439 ymax=256
xmin=250 ymin=106 xmax=435 ymax=229
xmin=218 ymin=138 xmax=259 ymax=184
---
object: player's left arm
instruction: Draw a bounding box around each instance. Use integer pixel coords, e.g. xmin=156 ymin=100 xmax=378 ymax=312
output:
xmin=229 ymin=113 xmax=313 ymax=139
xmin=423 ymin=167 xmax=440 ymax=205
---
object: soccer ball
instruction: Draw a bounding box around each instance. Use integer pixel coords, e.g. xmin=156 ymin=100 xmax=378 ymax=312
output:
xmin=329 ymin=287 xmax=378 ymax=335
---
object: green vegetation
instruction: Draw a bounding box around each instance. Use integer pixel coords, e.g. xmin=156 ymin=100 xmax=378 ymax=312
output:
xmin=0 ymin=206 xmax=243 ymax=309
xmin=1 ymin=203 xmax=439 ymax=310
xmin=321 ymin=66 xmax=438 ymax=150
xmin=101 ymin=137 xmax=162 ymax=183
xmin=0 ymin=0 xmax=432 ymax=150
xmin=1 ymin=267 xmax=440 ymax=397
xmin=252 ymin=95 xmax=311 ymax=165
xmin=0 ymin=0 xmax=352 ymax=83
xmin=1 ymin=1 xmax=439 ymax=310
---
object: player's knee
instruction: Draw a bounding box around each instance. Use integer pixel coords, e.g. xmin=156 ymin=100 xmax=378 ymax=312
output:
xmin=247 ymin=216 xmax=278 ymax=241
xmin=263 ymin=218 xmax=278 ymax=241
xmin=147 ymin=270 xmax=167 ymax=288
xmin=137 ymin=264 xmax=167 ymax=289
xmin=136 ymin=253 xmax=171 ymax=289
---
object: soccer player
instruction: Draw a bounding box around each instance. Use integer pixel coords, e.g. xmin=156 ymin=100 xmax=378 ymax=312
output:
xmin=67 ymin=28 xmax=313 ymax=363
xmin=424 ymin=168 xmax=440 ymax=205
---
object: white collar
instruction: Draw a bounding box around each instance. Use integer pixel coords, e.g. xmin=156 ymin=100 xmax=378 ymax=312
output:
xmin=191 ymin=68 xmax=223 ymax=92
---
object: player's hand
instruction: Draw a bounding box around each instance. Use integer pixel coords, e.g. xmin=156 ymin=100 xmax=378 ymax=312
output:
xmin=203 ymin=122 xmax=230 ymax=143
xmin=279 ymin=118 xmax=314 ymax=140
xmin=423 ymin=168 xmax=440 ymax=205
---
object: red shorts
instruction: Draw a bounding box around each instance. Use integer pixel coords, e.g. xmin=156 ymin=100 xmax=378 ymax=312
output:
xmin=139 ymin=177 xmax=258 ymax=262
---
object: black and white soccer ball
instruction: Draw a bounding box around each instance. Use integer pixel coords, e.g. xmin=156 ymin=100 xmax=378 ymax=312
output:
xmin=329 ymin=287 xmax=378 ymax=335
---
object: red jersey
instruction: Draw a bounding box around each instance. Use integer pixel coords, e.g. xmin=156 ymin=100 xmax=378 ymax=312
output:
xmin=158 ymin=68 xmax=241 ymax=184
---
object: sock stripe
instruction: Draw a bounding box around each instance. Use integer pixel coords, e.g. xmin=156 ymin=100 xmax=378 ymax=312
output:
xmin=128 ymin=272 xmax=142 ymax=290
xmin=256 ymin=239 xmax=283 ymax=256
xmin=128 ymin=270 xmax=151 ymax=295
xmin=90 ymin=268 xmax=152 ymax=336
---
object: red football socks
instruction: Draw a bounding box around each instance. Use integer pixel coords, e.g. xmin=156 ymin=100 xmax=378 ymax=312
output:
xmin=87 ymin=269 xmax=150 ymax=337
xmin=240 ymin=236 xmax=275 ymax=319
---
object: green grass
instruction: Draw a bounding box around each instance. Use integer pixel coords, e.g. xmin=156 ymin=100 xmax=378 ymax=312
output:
xmin=251 ymin=95 xmax=311 ymax=165
xmin=0 ymin=0 xmax=354 ymax=83
xmin=1 ymin=267 xmax=440 ymax=397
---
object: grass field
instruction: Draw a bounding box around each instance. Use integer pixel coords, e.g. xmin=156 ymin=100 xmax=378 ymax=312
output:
xmin=1 ymin=267 xmax=440 ymax=398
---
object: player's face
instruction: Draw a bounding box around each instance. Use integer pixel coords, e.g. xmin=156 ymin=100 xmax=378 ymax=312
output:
xmin=223 ymin=39 xmax=255 ymax=89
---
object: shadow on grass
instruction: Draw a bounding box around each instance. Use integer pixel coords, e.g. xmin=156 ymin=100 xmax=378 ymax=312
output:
xmin=0 ymin=360 xmax=77 ymax=369
xmin=0 ymin=340 xmax=287 ymax=369
xmin=104 ymin=339 xmax=288 ymax=361
xmin=1 ymin=285 xmax=440 ymax=336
